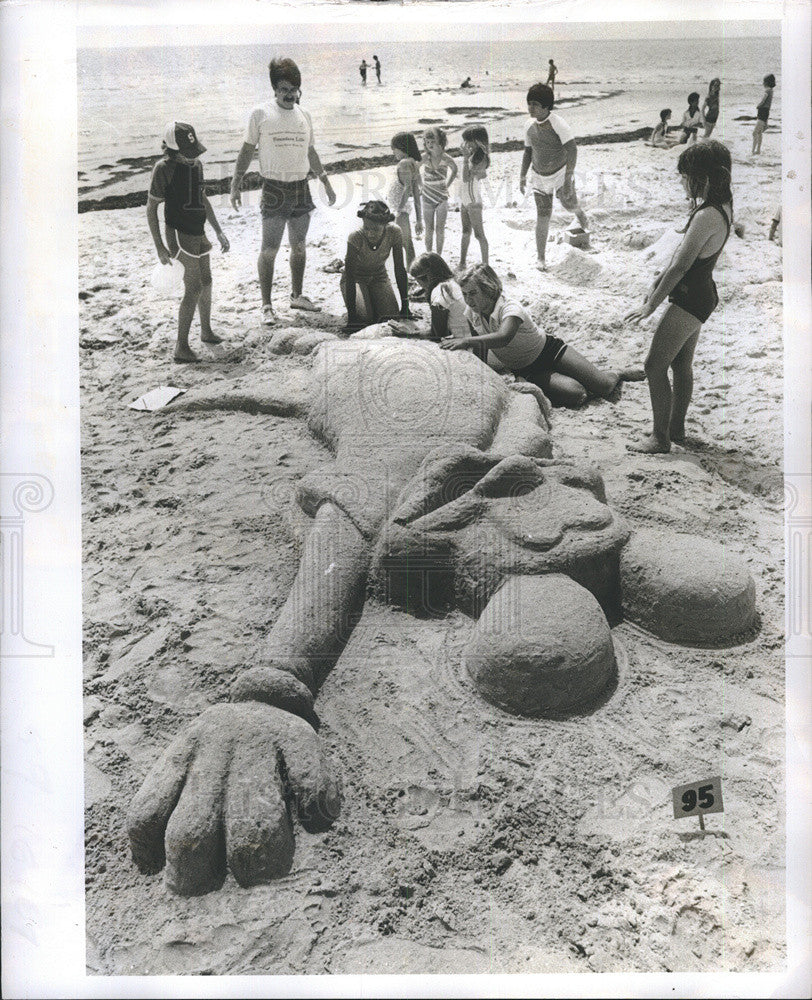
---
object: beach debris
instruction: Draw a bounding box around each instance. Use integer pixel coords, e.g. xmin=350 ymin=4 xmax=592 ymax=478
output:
xmin=322 ymin=257 xmax=344 ymax=273
xmin=128 ymin=386 xmax=186 ymax=412
xmin=80 ymin=333 xmax=122 ymax=350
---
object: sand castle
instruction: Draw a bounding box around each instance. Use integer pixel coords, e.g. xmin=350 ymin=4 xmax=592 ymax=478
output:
xmin=128 ymin=335 xmax=757 ymax=896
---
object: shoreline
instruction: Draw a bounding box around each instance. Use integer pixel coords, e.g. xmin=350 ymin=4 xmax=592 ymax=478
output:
xmin=78 ymin=125 xmax=653 ymax=213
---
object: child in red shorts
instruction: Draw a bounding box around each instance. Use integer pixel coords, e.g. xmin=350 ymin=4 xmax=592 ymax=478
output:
xmin=146 ymin=121 xmax=230 ymax=362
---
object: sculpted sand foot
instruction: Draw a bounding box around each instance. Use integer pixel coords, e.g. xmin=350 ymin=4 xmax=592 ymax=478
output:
xmin=129 ymin=334 xmax=757 ymax=894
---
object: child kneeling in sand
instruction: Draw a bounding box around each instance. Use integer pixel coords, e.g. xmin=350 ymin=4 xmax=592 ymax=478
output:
xmin=341 ymin=200 xmax=411 ymax=331
xmin=519 ymin=83 xmax=588 ymax=271
xmin=441 ymin=263 xmax=643 ymax=407
xmin=146 ymin=121 xmax=229 ymax=363
xmin=651 ymin=109 xmax=679 ymax=149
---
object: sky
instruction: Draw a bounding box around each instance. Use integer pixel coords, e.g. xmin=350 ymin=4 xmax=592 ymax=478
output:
xmin=77 ymin=0 xmax=782 ymax=48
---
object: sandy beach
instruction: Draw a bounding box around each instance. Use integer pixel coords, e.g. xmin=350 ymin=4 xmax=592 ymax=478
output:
xmin=80 ymin=116 xmax=786 ymax=975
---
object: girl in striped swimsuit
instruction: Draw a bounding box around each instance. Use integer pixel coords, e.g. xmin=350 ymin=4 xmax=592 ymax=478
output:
xmin=420 ymin=127 xmax=458 ymax=255
xmin=459 ymin=125 xmax=490 ymax=268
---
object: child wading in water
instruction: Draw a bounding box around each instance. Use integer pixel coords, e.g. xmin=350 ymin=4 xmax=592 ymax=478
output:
xmin=341 ymin=201 xmax=410 ymax=330
xmin=388 ymin=132 xmax=423 ymax=266
xmin=459 ymin=126 xmax=490 ymax=267
xmin=442 ymin=263 xmax=643 ymax=408
xmin=520 ymin=83 xmax=588 ymax=271
xmin=752 ymin=74 xmax=776 ymax=154
xmin=420 ymin=127 xmax=458 ymax=255
xmin=625 ymin=140 xmax=733 ymax=453
xmin=147 ymin=121 xmax=230 ymax=362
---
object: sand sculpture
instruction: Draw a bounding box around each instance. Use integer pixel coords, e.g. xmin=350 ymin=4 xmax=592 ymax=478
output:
xmin=128 ymin=336 xmax=757 ymax=896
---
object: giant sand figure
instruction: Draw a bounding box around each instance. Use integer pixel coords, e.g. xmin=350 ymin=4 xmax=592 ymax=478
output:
xmin=128 ymin=336 xmax=757 ymax=895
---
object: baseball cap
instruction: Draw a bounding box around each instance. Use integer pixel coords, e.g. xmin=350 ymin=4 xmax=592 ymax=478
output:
xmin=162 ymin=121 xmax=206 ymax=157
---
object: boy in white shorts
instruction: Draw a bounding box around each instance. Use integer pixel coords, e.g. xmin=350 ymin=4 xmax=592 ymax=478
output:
xmin=519 ymin=83 xmax=589 ymax=270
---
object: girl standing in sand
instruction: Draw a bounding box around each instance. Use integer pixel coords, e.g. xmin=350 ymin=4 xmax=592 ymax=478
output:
xmin=420 ymin=128 xmax=458 ymax=255
xmin=702 ymin=79 xmax=721 ymax=138
xmin=459 ymin=125 xmax=490 ymax=268
xmin=752 ymin=74 xmax=776 ymax=154
xmin=341 ymin=200 xmax=411 ymax=330
xmin=442 ymin=263 xmax=643 ymax=408
xmin=625 ymin=140 xmax=733 ymax=453
xmin=388 ymin=132 xmax=423 ymax=266
xmin=678 ymin=93 xmax=704 ymax=145
xmin=146 ymin=121 xmax=230 ymax=363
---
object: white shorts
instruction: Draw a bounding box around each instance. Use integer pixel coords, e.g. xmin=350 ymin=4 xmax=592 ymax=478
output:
xmin=529 ymin=165 xmax=567 ymax=195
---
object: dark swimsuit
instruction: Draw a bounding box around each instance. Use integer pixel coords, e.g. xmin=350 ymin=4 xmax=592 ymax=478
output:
xmin=668 ymin=204 xmax=731 ymax=323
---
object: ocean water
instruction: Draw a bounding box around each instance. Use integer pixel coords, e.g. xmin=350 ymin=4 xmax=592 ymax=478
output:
xmin=78 ymin=34 xmax=780 ymax=195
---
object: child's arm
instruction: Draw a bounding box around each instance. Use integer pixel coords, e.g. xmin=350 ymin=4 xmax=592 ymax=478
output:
xmin=519 ymin=147 xmax=533 ymax=194
xmin=443 ymin=152 xmax=459 ymax=187
xmin=307 ymin=146 xmax=336 ymax=206
xmin=410 ymin=161 xmax=423 ymax=233
xmin=343 ymin=243 xmax=362 ymax=328
xmin=146 ymin=195 xmax=170 ymax=264
xmin=561 ymin=138 xmax=578 ymax=186
xmin=391 ymin=238 xmax=411 ymax=317
xmin=626 ymin=212 xmax=722 ymax=321
xmin=230 ymin=142 xmax=256 ymax=210
xmin=442 ymin=315 xmax=521 ymax=352
xmin=394 ymin=160 xmax=412 ymax=214
xmin=202 ymin=194 xmax=230 ymax=252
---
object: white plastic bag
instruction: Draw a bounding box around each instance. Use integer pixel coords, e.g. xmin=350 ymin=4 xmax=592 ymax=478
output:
xmin=149 ymin=258 xmax=184 ymax=297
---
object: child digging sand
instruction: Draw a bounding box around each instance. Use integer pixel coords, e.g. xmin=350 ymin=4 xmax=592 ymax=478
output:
xmin=519 ymin=83 xmax=588 ymax=271
xmin=147 ymin=121 xmax=229 ymax=363
xmin=442 ymin=263 xmax=643 ymax=408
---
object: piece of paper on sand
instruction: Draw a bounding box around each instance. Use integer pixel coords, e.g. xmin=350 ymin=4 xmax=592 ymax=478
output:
xmin=128 ymin=386 xmax=186 ymax=411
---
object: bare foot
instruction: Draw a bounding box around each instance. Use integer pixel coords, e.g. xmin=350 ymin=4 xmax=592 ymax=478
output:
xmin=174 ymin=348 xmax=200 ymax=364
xmin=201 ymin=331 xmax=224 ymax=345
xmin=627 ymin=434 xmax=670 ymax=454
xmin=535 ymin=260 xmax=547 ymax=272
xmin=618 ymin=367 xmax=646 ymax=382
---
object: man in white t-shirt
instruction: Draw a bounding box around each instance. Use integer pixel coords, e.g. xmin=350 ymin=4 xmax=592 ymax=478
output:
xmin=519 ymin=83 xmax=589 ymax=271
xmin=230 ymin=58 xmax=336 ymax=325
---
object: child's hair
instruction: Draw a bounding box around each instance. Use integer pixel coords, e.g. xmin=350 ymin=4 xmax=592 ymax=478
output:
xmin=660 ymin=108 xmax=672 ymax=121
xmin=410 ymin=252 xmax=453 ymax=289
xmin=461 ymin=125 xmax=490 ymax=168
xmin=687 ymin=92 xmax=700 ymax=105
xmin=161 ymin=141 xmax=179 ymax=159
xmin=763 ymin=73 xmax=776 ymax=88
xmin=708 ymin=78 xmax=721 ymax=94
xmin=269 ymin=58 xmax=302 ymax=90
xmin=677 ymin=139 xmax=733 ymax=207
xmin=458 ymin=263 xmax=502 ymax=305
xmin=423 ymin=126 xmax=448 ymax=149
xmin=392 ymin=131 xmax=421 ymax=161
xmin=527 ymin=83 xmax=555 ymax=109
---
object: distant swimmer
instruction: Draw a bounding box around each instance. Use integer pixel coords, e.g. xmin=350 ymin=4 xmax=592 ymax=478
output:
xmin=359 ymin=59 xmax=368 ymax=85
xmin=373 ymin=55 xmax=381 ymax=84
xmin=460 ymin=76 xmax=473 ymax=89
xmin=546 ymin=59 xmax=557 ymax=90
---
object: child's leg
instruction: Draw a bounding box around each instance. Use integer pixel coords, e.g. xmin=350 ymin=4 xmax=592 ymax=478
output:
xmin=553 ymin=345 xmax=618 ymax=398
xmin=630 ymin=303 xmax=701 ymax=453
xmin=396 ymin=212 xmax=415 ymax=266
xmin=703 ymin=122 xmax=716 ymax=138
xmin=459 ymin=205 xmax=472 ymax=267
xmin=196 ymin=254 xmax=221 ymax=344
xmin=668 ymin=328 xmax=700 ymax=442
xmin=468 ymin=205 xmax=489 ymax=264
xmin=434 ymin=200 xmax=448 ymax=255
xmin=422 ymin=199 xmax=436 ymax=252
xmin=557 ymin=179 xmax=588 ymax=232
xmin=532 ymin=191 xmax=553 ymax=267
xmin=176 ymin=253 xmax=202 ymax=362
xmin=544 ymin=372 xmax=588 ymax=408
